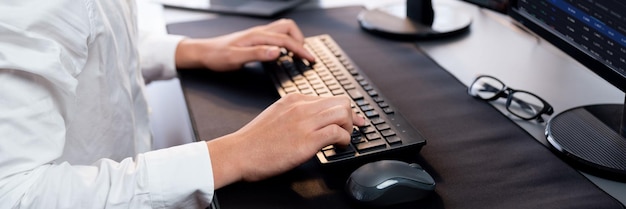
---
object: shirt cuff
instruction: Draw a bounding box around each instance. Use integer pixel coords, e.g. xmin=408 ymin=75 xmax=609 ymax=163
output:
xmin=140 ymin=34 xmax=186 ymax=83
xmin=144 ymin=141 xmax=214 ymax=209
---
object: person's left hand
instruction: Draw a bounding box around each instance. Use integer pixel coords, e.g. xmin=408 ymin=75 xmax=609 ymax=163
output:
xmin=174 ymin=18 xmax=315 ymax=71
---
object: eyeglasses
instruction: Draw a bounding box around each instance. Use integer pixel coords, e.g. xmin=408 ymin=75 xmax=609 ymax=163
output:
xmin=468 ymin=75 xmax=554 ymax=122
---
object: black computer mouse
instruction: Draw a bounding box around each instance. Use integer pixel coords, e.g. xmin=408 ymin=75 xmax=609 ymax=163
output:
xmin=345 ymin=160 xmax=435 ymax=207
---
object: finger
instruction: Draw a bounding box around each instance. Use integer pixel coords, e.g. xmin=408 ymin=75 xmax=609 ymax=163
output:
xmin=302 ymin=96 xmax=355 ymax=132
xmin=352 ymin=112 xmax=366 ymax=127
xmin=279 ymin=94 xmax=357 ymax=133
xmin=314 ymin=105 xmax=354 ymax=133
xmin=263 ymin=19 xmax=305 ymax=43
xmin=310 ymin=124 xmax=352 ymax=148
xmin=228 ymin=45 xmax=283 ymax=65
xmin=242 ymin=30 xmax=315 ymax=61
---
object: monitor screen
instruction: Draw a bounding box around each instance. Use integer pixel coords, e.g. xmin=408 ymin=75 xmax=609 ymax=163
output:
xmin=510 ymin=0 xmax=626 ymax=180
xmin=510 ymin=0 xmax=626 ymax=92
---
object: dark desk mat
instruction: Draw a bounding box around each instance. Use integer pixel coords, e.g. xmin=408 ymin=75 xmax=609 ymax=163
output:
xmin=167 ymin=6 xmax=623 ymax=209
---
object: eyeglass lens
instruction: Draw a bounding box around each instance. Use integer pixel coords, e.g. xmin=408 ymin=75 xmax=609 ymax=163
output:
xmin=469 ymin=76 xmax=504 ymax=100
xmin=469 ymin=76 xmax=547 ymax=120
xmin=507 ymin=91 xmax=544 ymax=120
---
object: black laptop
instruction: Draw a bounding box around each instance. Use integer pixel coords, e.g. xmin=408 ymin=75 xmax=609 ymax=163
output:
xmin=157 ymin=0 xmax=310 ymax=17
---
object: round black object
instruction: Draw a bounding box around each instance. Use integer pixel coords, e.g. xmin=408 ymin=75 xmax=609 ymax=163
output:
xmin=546 ymin=104 xmax=626 ymax=181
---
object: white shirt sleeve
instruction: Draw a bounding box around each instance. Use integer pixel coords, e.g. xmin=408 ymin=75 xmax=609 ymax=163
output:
xmin=137 ymin=0 xmax=186 ymax=83
xmin=144 ymin=142 xmax=215 ymax=208
xmin=139 ymin=33 xmax=186 ymax=84
xmin=1 ymin=142 xmax=214 ymax=209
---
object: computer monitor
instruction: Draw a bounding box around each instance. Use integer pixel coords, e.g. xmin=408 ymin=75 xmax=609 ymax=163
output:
xmin=509 ymin=0 xmax=626 ymax=181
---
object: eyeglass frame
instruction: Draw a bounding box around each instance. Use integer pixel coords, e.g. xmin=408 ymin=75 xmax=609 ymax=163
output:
xmin=468 ymin=75 xmax=554 ymax=123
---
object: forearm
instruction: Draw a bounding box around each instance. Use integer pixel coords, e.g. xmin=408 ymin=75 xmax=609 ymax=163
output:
xmin=0 ymin=142 xmax=214 ymax=209
xmin=206 ymin=134 xmax=245 ymax=189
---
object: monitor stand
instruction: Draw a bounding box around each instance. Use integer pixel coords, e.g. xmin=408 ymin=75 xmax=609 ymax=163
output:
xmin=358 ymin=0 xmax=471 ymax=40
xmin=546 ymin=95 xmax=626 ymax=181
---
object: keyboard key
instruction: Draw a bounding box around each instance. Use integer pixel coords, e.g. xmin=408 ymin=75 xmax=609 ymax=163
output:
xmin=323 ymin=146 xmax=356 ymax=160
xmin=327 ymin=84 xmax=341 ymax=90
xmin=376 ymin=124 xmax=391 ymax=131
xmin=318 ymin=92 xmax=333 ymax=97
xmin=347 ymin=89 xmax=364 ymax=100
xmin=331 ymin=89 xmax=344 ymax=95
xmin=303 ymin=70 xmax=316 ymax=77
xmin=360 ymin=125 xmax=376 ymax=134
xmin=321 ymin=75 xmax=334 ymax=82
xmin=301 ymin=90 xmax=315 ymax=95
xmin=381 ymin=129 xmax=396 ymax=137
xmin=351 ymin=135 xmax=366 ymax=144
xmin=364 ymin=110 xmax=379 ymax=118
xmin=365 ymin=132 xmax=382 ymax=140
xmin=296 ymin=84 xmax=309 ymax=90
xmin=324 ymin=80 xmax=338 ymax=86
xmin=343 ymin=83 xmax=356 ymax=90
xmin=370 ymin=117 xmax=385 ymax=125
xmin=315 ymin=89 xmax=328 ymax=95
xmin=385 ymin=136 xmax=403 ymax=144
xmin=359 ymin=105 xmax=374 ymax=112
xmin=355 ymin=140 xmax=386 ymax=152
xmin=347 ymin=67 xmax=358 ymax=75
xmin=293 ymin=75 xmax=306 ymax=82
xmin=351 ymin=127 xmax=361 ymax=136
xmin=355 ymin=99 xmax=369 ymax=106
xmin=312 ymin=83 xmax=325 ymax=90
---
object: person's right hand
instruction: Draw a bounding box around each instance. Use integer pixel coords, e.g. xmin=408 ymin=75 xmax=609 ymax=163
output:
xmin=205 ymin=94 xmax=365 ymax=189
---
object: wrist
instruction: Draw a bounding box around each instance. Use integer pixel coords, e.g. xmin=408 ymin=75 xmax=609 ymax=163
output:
xmin=206 ymin=134 xmax=245 ymax=189
xmin=175 ymin=38 xmax=203 ymax=69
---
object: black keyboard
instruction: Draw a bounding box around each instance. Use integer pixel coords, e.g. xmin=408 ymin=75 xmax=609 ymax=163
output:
xmin=263 ymin=34 xmax=427 ymax=166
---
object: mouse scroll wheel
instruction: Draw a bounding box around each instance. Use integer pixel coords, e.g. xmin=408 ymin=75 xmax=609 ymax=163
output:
xmin=409 ymin=163 xmax=423 ymax=169
xmin=376 ymin=179 xmax=399 ymax=190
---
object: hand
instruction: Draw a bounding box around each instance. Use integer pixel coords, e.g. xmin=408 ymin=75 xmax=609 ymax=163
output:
xmin=175 ymin=19 xmax=315 ymax=71
xmin=206 ymin=94 xmax=366 ymax=189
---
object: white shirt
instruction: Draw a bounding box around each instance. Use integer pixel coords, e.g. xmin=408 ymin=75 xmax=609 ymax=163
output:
xmin=0 ymin=0 xmax=214 ymax=208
